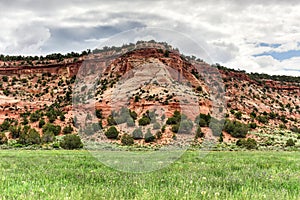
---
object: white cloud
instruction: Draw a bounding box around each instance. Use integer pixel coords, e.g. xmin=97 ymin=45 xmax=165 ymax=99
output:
xmin=0 ymin=0 xmax=299 ymax=75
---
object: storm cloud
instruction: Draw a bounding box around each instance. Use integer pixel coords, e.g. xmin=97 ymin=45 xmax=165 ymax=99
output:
xmin=0 ymin=0 xmax=300 ymax=75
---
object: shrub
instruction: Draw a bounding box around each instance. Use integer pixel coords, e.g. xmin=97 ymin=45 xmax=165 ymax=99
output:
xmin=234 ymin=111 xmax=242 ymax=120
xmin=236 ymin=138 xmax=257 ymax=149
xmin=195 ymin=113 xmax=211 ymax=127
xmin=42 ymin=130 xmax=55 ymax=143
xmin=42 ymin=123 xmax=61 ymax=136
xmin=286 ymin=138 xmax=295 ymax=147
xmin=171 ymin=124 xmax=179 ymax=133
xmin=38 ymin=119 xmax=45 ymax=128
xmin=3 ymin=89 xmax=10 ymax=96
xmin=30 ymin=112 xmax=40 ymax=122
xmin=161 ymin=125 xmax=166 ymax=133
xmin=95 ymin=109 xmax=102 ymax=119
xmin=26 ymin=129 xmax=41 ymax=145
xmin=198 ymin=118 xmax=207 ymax=127
xmin=132 ymin=128 xmax=143 ymax=139
xmin=166 ymin=111 xmax=182 ymax=125
xmin=19 ymin=129 xmax=41 ymax=145
xmin=279 ymin=124 xmax=287 ymax=129
xmin=195 ymin=126 xmax=204 ymax=138
xmin=105 ymin=126 xmax=119 ymax=139
xmin=155 ymin=131 xmax=162 ymax=139
xmin=196 ymin=86 xmax=202 ymax=92
xmin=60 ymin=134 xmax=83 ymax=149
xmin=121 ymin=134 xmax=134 ymax=145
xmin=248 ymin=122 xmax=257 ymax=129
xmin=21 ymin=117 xmax=29 ymax=125
xmin=63 ymin=125 xmax=74 ymax=134
xmin=138 ymin=115 xmax=151 ymax=126
xmin=0 ymin=132 xmax=8 ymax=145
xmin=2 ymin=76 xmax=8 ymax=82
xmin=257 ymin=115 xmax=268 ymax=124
xmin=59 ymin=114 xmax=65 ymax=121
xmin=9 ymin=126 xmax=22 ymax=139
xmin=219 ymin=132 xmax=224 ymax=143
xmin=166 ymin=117 xmax=177 ymax=125
xmin=0 ymin=119 xmax=11 ymax=131
xmin=107 ymin=115 xmax=117 ymax=126
xmin=134 ymin=95 xmax=140 ymax=102
xmin=144 ymin=129 xmax=155 ymax=143
xmin=129 ymin=110 xmax=137 ymax=120
xmin=223 ymin=120 xmax=249 ymax=138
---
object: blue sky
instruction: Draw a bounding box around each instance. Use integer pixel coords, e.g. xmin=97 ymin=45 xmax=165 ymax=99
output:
xmin=254 ymin=49 xmax=300 ymax=61
xmin=0 ymin=0 xmax=300 ymax=76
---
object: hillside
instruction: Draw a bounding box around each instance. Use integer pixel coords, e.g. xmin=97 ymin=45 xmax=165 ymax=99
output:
xmin=0 ymin=41 xmax=299 ymax=149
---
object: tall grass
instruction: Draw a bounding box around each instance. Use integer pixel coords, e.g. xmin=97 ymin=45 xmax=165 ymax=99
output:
xmin=0 ymin=150 xmax=299 ymax=199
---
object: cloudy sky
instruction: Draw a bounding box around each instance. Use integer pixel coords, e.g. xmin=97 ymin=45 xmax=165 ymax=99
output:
xmin=0 ymin=0 xmax=300 ymax=76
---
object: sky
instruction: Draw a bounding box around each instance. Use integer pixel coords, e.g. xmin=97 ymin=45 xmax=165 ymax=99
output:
xmin=0 ymin=0 xmax=300 ymax=76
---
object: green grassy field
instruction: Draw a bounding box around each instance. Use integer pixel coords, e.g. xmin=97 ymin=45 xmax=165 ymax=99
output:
xmin=0 ymin=150 xmax=299 ymax=200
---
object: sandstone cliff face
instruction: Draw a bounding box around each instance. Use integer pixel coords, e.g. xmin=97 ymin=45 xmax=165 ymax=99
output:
xmin=0 ymin=61 xmax=81 ymax=77
xmin=0 ymin=46 xmax=299 ymax=143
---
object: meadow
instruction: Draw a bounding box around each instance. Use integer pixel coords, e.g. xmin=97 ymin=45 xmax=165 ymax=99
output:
xmin=0 ymin=150 xmax=299 ymax=200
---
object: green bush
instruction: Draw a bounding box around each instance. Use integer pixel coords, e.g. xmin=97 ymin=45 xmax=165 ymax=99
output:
xmin=107 ymin=115 xmax=117 ymax=126
xmin=195 ymin=113 xmax=211 ymax=127
xmin=121 ymin=134 xmax=134 ymax=145
xmin=248 ymin=122 xmax=257 ymax=129
xmin=145 ymin=129 xmax=155 ymax=143
xmin=138 ymin=115 xmax=151 ymax=126
xmin=9 ymin=126 xmax=22 ymax=139
xmin=166 ymin=117 xmax=178 ymax=125
xmin=42 ymin=123 xmax=61 ymax=136
xmin=60 ymin=134 xmax=83 ymax=149
xmin=129 ymin=110 xmax=137 ymax=120
xmin=236 ymin=138 xmax=257 ymax=149
xmin=19 ymin=129 xmax=41 ymax=145
xmin=105 ymin=126 xmax=119 ymax=139
xmin=195 ymin=126 xmax=204 ymax=138
xmin=38 ymin=119 xmax=45 ymax=128
xmin=256 ymin=115 xmax=268 ymax=124
xmin=161 ymin=125 xmax=166 ymax=133
xmin=132 ymin=128 xmax=143 ymax=139
xmin=155 ymin=131 xmax=162 ymax=139
xmin=2 ymin=76 xmax=8 ymax=82
xmin=59 ymin=114 xmax=65 ymax=121
xmin=171 ymin=124 xmax=179 ymax=133
xmin=63 ymin=125 xmax=74 ymax=134
xmin=30 ymin=112 xmax=40 ymax=123
xmin=279 ymin=124 xmax=287 ymax=129
xmin=166 ymin=111 xmax=182 ymax=125
xmin=198 ymin=118 xmax=207 ymax=127
xmin=21 ymin=117 xmax=29 ymax=125
xmin=26 ymin=129 xmax=41 ymax=145
xmin=42 ymin=130 xmax=55 ymax=143
xmin=223 ymin=120 xmax=249 ymax=138
xmin=219 ymin=132 xmax=224 ymax=143
xmin=234 ymin=111 xmax=242 ymax=120
xmin=95 ymin=109 xmax=102 ymax=119
xmin=0 ymin=119 xmax=11 ymax=131
xmin=286 ymin=138 xmax=295 ymax=147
